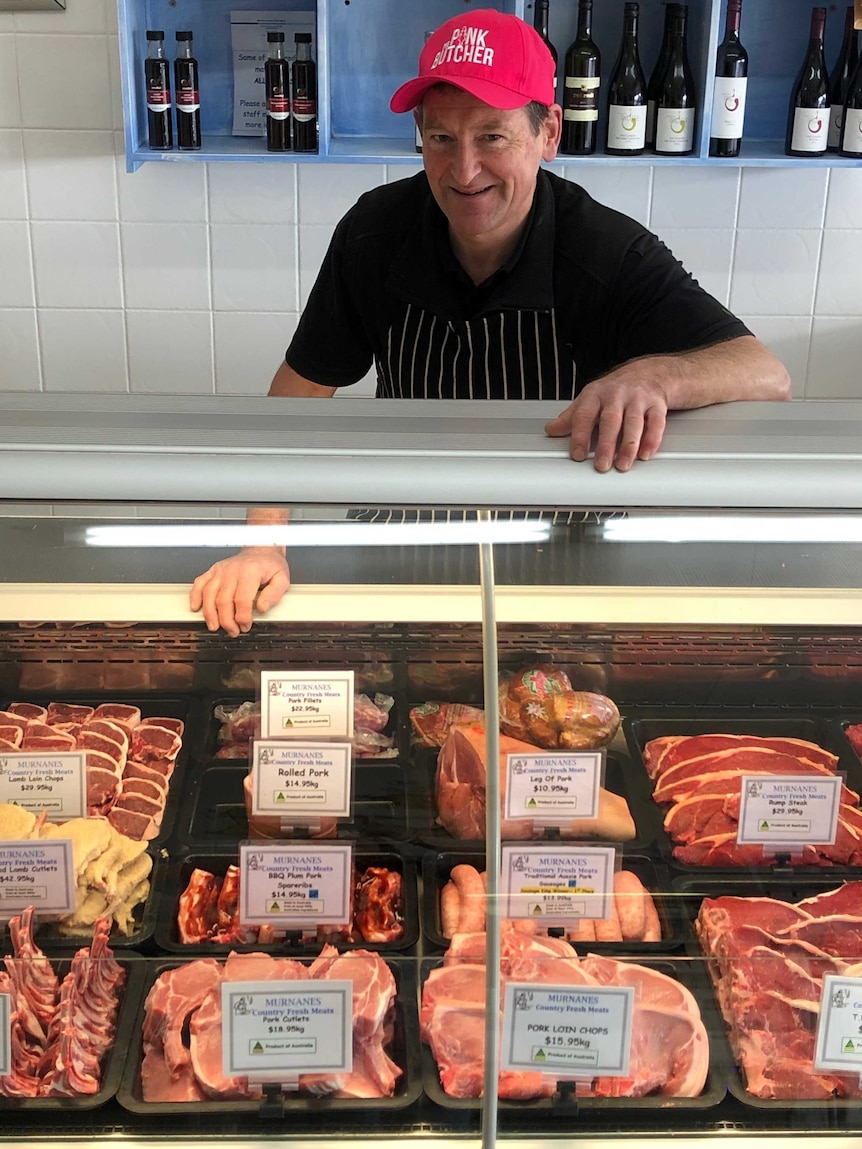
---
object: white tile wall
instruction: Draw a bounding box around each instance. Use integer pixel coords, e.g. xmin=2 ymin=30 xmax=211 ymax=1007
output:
xmin=0 ymin=29 xmax=859 ymax=401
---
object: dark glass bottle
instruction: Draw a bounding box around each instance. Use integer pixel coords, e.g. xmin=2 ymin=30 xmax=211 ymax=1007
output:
xmin=292 ymin=32 xmax=317 ymax=153
xmin=533 ymin=0 xmax=558 ymax=95
xmin=174 ymin=30 xmax=201 ymax=151
xmin=709 ymin=0 xmax=748 ymax=157
xmin=785 ymin=7 xmax=831 ymax=156
xmin=839 ymin=49 xmax=862 ymax=155
xmin=646 ymin=4 xmax=679 ymax=149
xmin=606 ymin=3 xmax=646 ymax=155
xmin=265 ymin=31 xmax=290 ymax=151
xmin=828 ymin=6 xmax=860 ymax=150
xmin=144 ymin=30 xmax=172 ymax=150
xmin=655 ymin=5 xmax=696 ymax=155
xmin=561 ymin=0 xmax=601 ymax=155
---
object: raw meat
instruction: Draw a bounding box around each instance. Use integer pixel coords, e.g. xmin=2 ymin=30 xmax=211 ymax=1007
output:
xmin=410 ymin=701 xmax=485 ymax=748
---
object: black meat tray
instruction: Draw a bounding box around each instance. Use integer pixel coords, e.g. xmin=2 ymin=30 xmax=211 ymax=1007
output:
xmin=176 ymin=759 xmax=411 ymax=848
xmin=407 ymin=745 xmax=663 ymax=854
xmin=200 ymin=692 xmax=409 ymax=765
xmin=420 ymin=850 xmax=684 ymax=953
xmin=673 ymin=872 xmax=862 ymax=1108
xmin=623 ymin=713 xmax=862 ymax=873
xmin=0 ymin=693 xmax=201 ymax=849
xmin=116 ymin=955 xmax=422 ymax=1116
xmin=419 ymin=955 xmax=726 ymax=1114
xmin=0 ymin=951 xmax=145 ymax=1110
xmin=153 ymin=846 xmax=419 ymax=955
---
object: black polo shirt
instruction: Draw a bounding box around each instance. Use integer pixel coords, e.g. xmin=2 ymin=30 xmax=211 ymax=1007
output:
xmin=286 ymin=169 xmax=750 ymax=400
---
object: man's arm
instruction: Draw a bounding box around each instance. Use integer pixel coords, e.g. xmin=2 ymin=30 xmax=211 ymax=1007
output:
xmin=545 ymin=335 xmax=792 ymax=473
xmin=188 ymin=362 xmax=336 ymax=636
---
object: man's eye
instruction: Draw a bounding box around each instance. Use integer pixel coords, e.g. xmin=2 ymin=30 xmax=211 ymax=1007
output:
xmin=484 ymin=134 xmax=504 ymax=143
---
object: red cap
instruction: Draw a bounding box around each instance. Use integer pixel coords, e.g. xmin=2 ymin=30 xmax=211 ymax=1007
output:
xmin=389 ymin=10 xmax=555 ymax=113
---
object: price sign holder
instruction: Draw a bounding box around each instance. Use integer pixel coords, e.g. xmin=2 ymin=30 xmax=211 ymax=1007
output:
xmin=238 ymin=841 xmax=354 ymax=929
xmin=0 ymin=839 xmax=75 ymax=918
xmin=500 ymin=844 xmax=617 ymax=924
xmin=0 ymin=991 xmax=10 ymax=1076
xmin=736 ymin=773 xmax=842 ymax=857
xmin=814 ymin=974 xmax=862 ymax=1075
xmin=501 ymin=982 xmax=634 ymax=1079
xmin=259 ymin=671 xmax=354 ymax=742
xmin=0 ymin=752 xmax=87 ymax=820
xmin=251 ymin=740 xmax=354 ymax=835
xmin=505 ymin=751 xmax=605 ymax=829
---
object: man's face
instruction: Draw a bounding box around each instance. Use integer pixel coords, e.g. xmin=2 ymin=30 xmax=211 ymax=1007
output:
xmin=418 ymin=87 xmax=561 ymax=255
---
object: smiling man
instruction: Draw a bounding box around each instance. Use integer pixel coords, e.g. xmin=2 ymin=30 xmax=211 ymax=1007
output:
xmin=190 ymin=8 xmax=790 ymax=636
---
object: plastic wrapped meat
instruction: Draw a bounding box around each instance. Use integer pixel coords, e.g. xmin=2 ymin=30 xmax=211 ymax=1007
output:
xmin=499 ymin=666 xmax=620 ymax=750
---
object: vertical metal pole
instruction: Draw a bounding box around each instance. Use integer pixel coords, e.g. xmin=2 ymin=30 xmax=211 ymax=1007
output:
xmin=478 ymin=509 xmax=501 ymax=1148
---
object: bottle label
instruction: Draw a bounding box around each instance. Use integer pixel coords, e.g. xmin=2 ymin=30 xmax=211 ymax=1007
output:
xmin=655 ymin=106 xmax=694 ymax=151
xmin=607 ymin=104 xmax=646 ymax=150
xmin=177 ymin=88 xmax=200 ymax=112
xmin=293 ymin=96 xmax=316 ymax=122
xmin=267 ymin=94 xmax=290 ymax=120
xmin=710 ymin=76 xmax=747 ymax=139
xmin=790 ymin=106 xmax=829 ymax=152
xmin=146 ymin=86 xmax=170 ymax=113
xmin=828 ymin=103 xmax=845 ymax=150
xmin=564 ymin=76 xmax=600 ymax=122
xmin=842 ymin=108 xmax=862 ymax=154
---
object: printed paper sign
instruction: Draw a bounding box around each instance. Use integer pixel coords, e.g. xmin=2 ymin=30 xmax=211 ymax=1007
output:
xmin=501 ymin=982 xmax=633 ymax=1076
xmin=815 ymin=974 xmax=862 ymax=1071
xmin=230 ymin=10 xmax=316 ymax=136
xmin=260 ymin=671 xmax=354 ymax=741
xmin=505 ymin=752 xmax=603 ymax=824
xmin=0 ymin=753 xmax=86 ymax=820
xmin=239 ymin=842 xmax=353 ymax=927
xmin=0 ymin=992 xmax=10 ymax=1076
xmin=0 ymin=840 xmax=75 ymax=916
xmin=736 ymin=774 xmax=841 ymax=846
xmin=252 ymin=741 xmax=352 ymax=819
xmin=500 ymin=845 xmax=616 ymax=923
xmin=222 ymin=979 xmax=353 ymax=1079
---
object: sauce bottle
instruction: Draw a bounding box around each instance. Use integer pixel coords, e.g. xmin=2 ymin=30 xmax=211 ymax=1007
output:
xmin=144 ymin=30 xmax=172 ymax=149
xmin=175 ymin=30 xmax=201 ymax=151
xmin=292 ymin=32 xmax=317 ymax=152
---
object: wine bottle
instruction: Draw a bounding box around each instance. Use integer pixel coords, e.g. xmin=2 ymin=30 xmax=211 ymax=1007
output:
xmin=606 ymin=3 xmax=647 ymax=155
xmin=292 ymin=32 xmax=317 ymax=153
xmin=561 ymin=0 xmax=601 ymax=155
xmin=174 ymin=30 xmax=201 ymax=151
xmin=265 ymin=31 xmax=290 ymax=151
xmin=533 ymin=0 xmax=558 ymax=96
xmin=840 ymin=51 xmax=862 ymax=155
xmin=828 ymin=6 xmax=860 ymax=150
xmin=655 ymin=5 xmax=696 ymax=156
xmin=785 ymin=7 xmax=831 ymax=157
xmin=144 ymin=30 xmax=172 ymax=150
xmin=709 ymin=0 xmax=748 ymax=157
xmin=646 ymin=4 xmax=678 ymax=149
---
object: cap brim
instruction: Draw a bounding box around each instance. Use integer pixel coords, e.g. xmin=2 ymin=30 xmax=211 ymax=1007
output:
xmin=389 ymin=74 xmax=533 ymax=113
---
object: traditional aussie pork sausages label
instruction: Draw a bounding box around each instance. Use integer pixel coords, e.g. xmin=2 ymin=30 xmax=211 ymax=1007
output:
xmin=736 ymin=774 xmax=841 ymax=846
xmin=500 ymin=844 xmax=616 ymax=923
xmin=0 ymin=840 xmax=75 ymax=916
xmin=251 ymin=741 xmax=352 ymax=819
xmin=505 ymin=752 xmax=603 ymax=824
xmin=814 ymin=974 xmax=862 ymax=1071
xmin=0 ymin=752 xmax=86 ymax=819
xmin=260 ymin=671 xmax=354 ymax=740
xmin=222 ymin=979 xmax=353 ymax=1080
xmin=501 ymin=982 xmax=633 ymax=1076
xmin=238 ymin=842 xmax=353 ymax=926
xmin=0 ymin=991 xmax=10 ymax=1076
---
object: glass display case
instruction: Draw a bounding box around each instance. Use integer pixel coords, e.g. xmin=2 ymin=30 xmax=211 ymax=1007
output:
xmin=1 ymin=393 xmax=862 ymax=1147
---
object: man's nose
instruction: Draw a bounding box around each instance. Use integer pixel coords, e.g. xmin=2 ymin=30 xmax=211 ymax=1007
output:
xmin=450 ymin=141 xmax=482 ymax=185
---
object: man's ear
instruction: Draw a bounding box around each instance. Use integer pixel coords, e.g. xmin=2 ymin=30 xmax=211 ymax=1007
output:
xmin=543 ymin=104 xmax=563 ymax=162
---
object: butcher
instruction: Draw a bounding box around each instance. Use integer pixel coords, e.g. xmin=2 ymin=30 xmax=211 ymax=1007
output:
xmin=191 ymin=8 xmax=791 ymax=636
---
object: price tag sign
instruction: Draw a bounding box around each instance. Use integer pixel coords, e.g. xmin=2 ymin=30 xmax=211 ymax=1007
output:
xmin=251 ymin=741 xmax=352 ymax=819
xmin=238 ymin=842 xmax=353 ymax=927
xmin=500 ymin=844 xmax=616 ymax=923
xmin=260 ymin=672 xmax=354 ymax=741
xmin=814 ymin=974 xmax=862 ymax=1071
xmin=736 ymin=774 xmax=841 ymax=846
xmin=505 ymin=752 xmax=603 ymax=824
xmin=501 ymin=982 xmax=633 ymax=1077
xmin=222 ymin=979 xmax=353 ymax=1080
xmin=0 ymin=840 xmax=75 ymax=917
xmin=0 ymin=992 xmax=10 ymax=1076
xmin=0 ymin=753 xmax=86 ymax=820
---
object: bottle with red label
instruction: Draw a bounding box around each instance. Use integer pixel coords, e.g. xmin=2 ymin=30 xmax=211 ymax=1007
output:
xmin=265 ymin=30 xmax=290 ymax=151
xmin=291 ymin=32 xmax=317 ymax=152
xmin=174 ymin=29 xmax=201 ymax=151
xmin=144 ymin=30 xmax=172 ymax=149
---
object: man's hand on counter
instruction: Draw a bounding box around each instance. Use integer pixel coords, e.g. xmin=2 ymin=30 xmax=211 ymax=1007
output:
xmin=189 ymin=546 xmax=290 ymax=637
